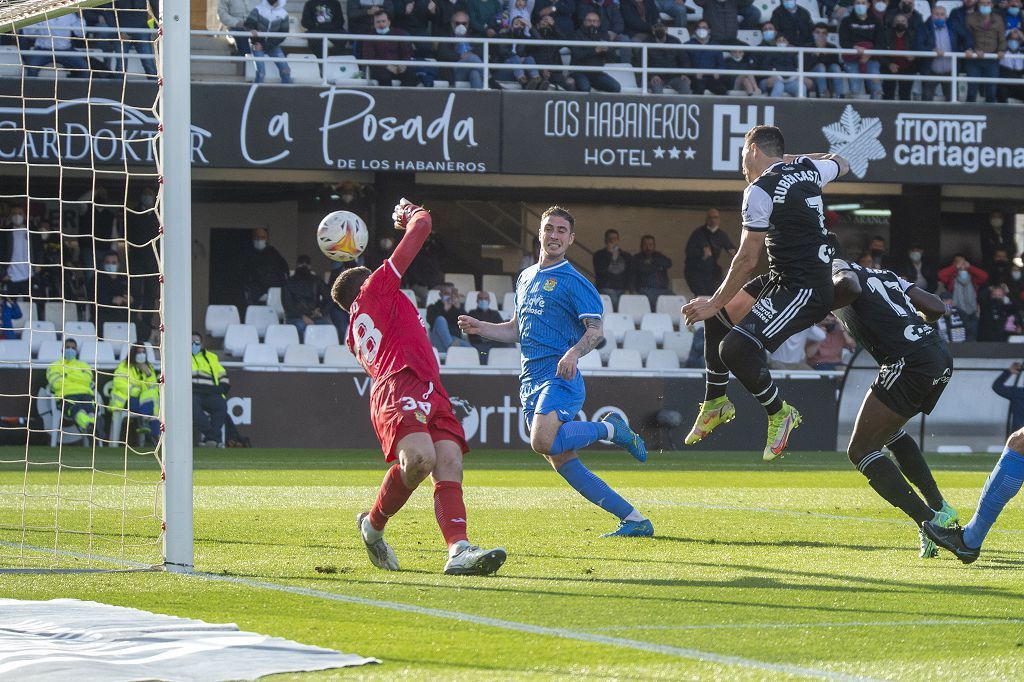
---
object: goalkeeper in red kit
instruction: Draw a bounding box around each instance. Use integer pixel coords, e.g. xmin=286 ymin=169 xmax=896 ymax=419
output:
xmin=331 ymin=199 xmax=506 ymax=576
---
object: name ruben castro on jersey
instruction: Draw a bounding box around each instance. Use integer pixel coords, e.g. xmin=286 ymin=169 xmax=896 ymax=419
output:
xmin=771 ymin=167 xmax=822 ymax=203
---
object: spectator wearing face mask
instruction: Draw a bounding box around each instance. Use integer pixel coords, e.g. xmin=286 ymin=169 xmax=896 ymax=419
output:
xmin=964 ymin=0 xmax=1006 ymax=103
xmin=808 ymin=22 xmax=845 ymax=97
xmin=992 ymin=362 xmax=1024 ymax=432
xmin=938 ymin=255 xmax=989 ymax=341
xmin=571 ymin=10 xmax=622 ymax=92
xmin=96 ymin=251 xmax=132 ymax=334
xmin=436 ymin=10 xmax=485 ymax=89
xmin=191 ymin=332 xmax=230 ymax=448
xmin=884 ymin=0 xmax=923 ymax=29
xmin=531 ymin=0 xmax=576 ymax=38
xmin=839 ymin=0 xmax=884 ymax=99
xmin=687 ymin=20 xmax=728 ymax=95
xmin=465 ymin=291 xmax=512 ymax=363
xmin=362 ymin=10 xmax=424 ymax=86
xmin=109 ymin=345 xmax=160 ymax=447
xmin=988 ymin=248 xmax=1013 ymax=285
xmin=756 ymin=27 xmax=812 ymax=96
xmin=427 ymin=281 xmax=472 ymax=351
xmin=244 ymin=0 xmax=294 ymax=84
xmin=694 ymin=0 xmax=759 ymax=44
xmin=866 ymin=235 xmax=886 ymax=268
xmin=283 ymin=255 xmax=332 ymax=336
xmin=0 ymin=204 xmax=31 ymax=297
xmin=349 ymin=0 xmax=395 ymax=36
xmin=998 ymin=28 xmax=1024 ymax=102
xmin=646 ymin=21 xmax=691 ymax=93
xmin=981 ymin=210 xmax=1011 ymax=268
xmin=1003 ymin=0 xmax=1022 ymax=31
xmin=979 ymin=282 xmax=1017 ymax=341
xmin=880 ymin=13 xmax=916 ymax=99
xmin=915 ymin=4 xmax=970 ymax=101
xmin=241 ymin=227 xmax=289 ymax=306
xmin=723 ymin=45 xmax=761 ymax=94
xmin=528 ymin=14 xmax=576 ymax=91
xmin=808 ymin=313 xmax=856 ymax=370
xmin=771 ymin=0 xmax=814 ymax=46
xmin=896 ymin=245 xmax=937 ymax=293
xmin=684 ymin=208 xmax=736 ymax=297
xmin=576 ymin=0 xmax=632 ymax=63
xmin=594 ymin=229 xmax=633 ymax=306
xmin=496 ymin=16 xmax=544 ymax=88
xmin=47 ymin=338 xmax=98 ymax=441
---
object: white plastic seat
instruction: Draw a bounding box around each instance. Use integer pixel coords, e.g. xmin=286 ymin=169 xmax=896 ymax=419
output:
xmin=444 ymin=346 xmax=481 ymax=367
xmin=245 ymin=305 xmax=280 ymax=337
xmin=603 ymin=313 xmax=635 ymax=345
xmin=603 ymin=62 xmax=641 ymax=93
xmin=27 ymin=321 xmax=57 ymax=352
xmin=600 ymin=294 xmax=614 ymax=317
xmin=666 ymin=27 xmax=689 ymax=43
xmin=607 ymin=349 xmax=643 ymax=370
xmin=443 ymin=273 xmax=476 ymax=296
xmin=486 ymin=347 xmax=521 ymax=368
xmin=101 ymin=321 xmax=137 ymax=357
xmin=501 ymin=292 xmax=516 ymax=319
xmin=736 ymin=29 xmax=763 ymax=47
xmin=640 ymin=313 xmax=674 ymax=345
xmin=43 ymin=302 xmax=78 ymax=330
xmin=223 ymin=323 xmax=260 ymax=357
xmin=242 ymin=343 xmax=280 ymax=371
xmin=655 ymin=295 xmax=687 ymax=328
xmin=266 ymin=287 xmax=285 ymax=321
xmin=0 ymin=339 xmax=31 ymax=362
xmin=623 ymin=329 xmax=657 ymax=361
xmin=578 ymin=351 xmax=603 ymax=370
xmin=36 ymin=339 xmax=64 ymax=363
xmin=283 ymin=343 xmax=321 ymax=367
xmin=323 ymin=344 xmax=360 ymax=367
xmin=65 ymin=320 xmax=96 ymax=339
xmin=646 ymin=349 xmax=680 ymax=369
xmin=325 ymin=55 xmax=364 ymax=84
xmin=464 ymin=291 xmax=496 ymax=313
xmin=205 ymin=305 xmax=240 ymax=338
xmin=264 ymin=324 xmax=300 ymax=359
xmin=663 ymin=329 xmax=695 ymax=362
xmin=425 ymin=289 xmax=442 ymax=307
xmin=617 ymin=295 xmax=651 ymax=325
xmin=77 ymin=340 xmax=117 ymax=366
xmin=482 ymin=275 xmax=513 ymax=298
xmin=288 ymin=53 xmax=323 ymax=83
xmin=304 ymin=324 xmax=340 ymax=358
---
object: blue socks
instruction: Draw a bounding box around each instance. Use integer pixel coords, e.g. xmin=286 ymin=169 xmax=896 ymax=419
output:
xmin=963 ymin=448 xmax=1024 ymax=549
xmin=556 ymin=458 xmax=634 ymax=520
xmin=549 ymin=421 xmax=611 ymax=455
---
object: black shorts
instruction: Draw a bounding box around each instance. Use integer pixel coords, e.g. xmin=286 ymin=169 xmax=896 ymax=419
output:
xmin=870 ymin=343 xmax=953 ymax=419
xmin=734 ymin=274 xmax=833 ymax=353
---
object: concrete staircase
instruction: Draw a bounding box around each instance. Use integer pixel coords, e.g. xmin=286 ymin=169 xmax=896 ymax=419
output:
xmin=190 ymin=35 xmax=243 ymax=82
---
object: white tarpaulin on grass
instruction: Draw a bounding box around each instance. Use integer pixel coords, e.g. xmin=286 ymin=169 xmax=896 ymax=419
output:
xmin=0 ymin=598 xmax=379 ymax=681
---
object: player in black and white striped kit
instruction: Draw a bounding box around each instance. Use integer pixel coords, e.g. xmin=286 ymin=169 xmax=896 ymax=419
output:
xmin=831 ymin=258 xmax=959 ymax=558
xmin=683 ymin=125 xmax=849 ymax=460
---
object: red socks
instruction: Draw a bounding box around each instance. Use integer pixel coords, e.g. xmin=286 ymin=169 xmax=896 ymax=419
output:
xmin=368 ymin=463 xmax=415 ymax=531
xmin=433 ymin=480 xmax=468 ymax=548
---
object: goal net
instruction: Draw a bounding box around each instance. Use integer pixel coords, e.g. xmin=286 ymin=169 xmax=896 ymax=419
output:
xmin=0 ymin=0 xmax=188 ymax=571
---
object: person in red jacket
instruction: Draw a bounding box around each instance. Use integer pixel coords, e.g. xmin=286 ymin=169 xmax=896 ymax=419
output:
xmin=938 ymin=255 xmax=989 ymax=341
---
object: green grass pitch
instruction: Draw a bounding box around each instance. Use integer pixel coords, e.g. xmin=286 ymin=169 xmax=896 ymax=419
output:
xmin=2 ymin=447 xmax=1023 ymax=680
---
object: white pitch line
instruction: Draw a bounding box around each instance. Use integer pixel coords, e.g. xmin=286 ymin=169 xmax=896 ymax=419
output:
xmin=586 ymin=618 xmax=1024 ymax=632
xmin=193 ymin=571 xmax=879 ymax=682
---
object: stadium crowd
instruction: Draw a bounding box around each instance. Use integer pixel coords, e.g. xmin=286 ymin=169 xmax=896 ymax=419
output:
xmin=4 ymin=0 xmax=1024 ymax=100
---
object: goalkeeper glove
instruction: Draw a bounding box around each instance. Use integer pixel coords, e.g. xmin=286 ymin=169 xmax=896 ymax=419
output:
xmin=392 ymin=198 xmax=428 ymax=231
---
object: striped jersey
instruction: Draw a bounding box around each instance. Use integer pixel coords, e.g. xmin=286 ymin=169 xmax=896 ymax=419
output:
xmin=834 ymin=262 xmax=941 ymax=365
xmin=514 ymin=259 xmax=603 ymax=392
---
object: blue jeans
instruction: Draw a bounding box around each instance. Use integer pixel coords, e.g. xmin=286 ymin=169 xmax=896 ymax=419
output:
xmin=497 ymin=54 xmax=539 ymax=81
xmin=129 ymin=397 xmax=161 ymax=438
xmin=193 ymin=390 xmax=227 ymax=443
xmin=430 ymin=317 xmax=471 ymax=352
xmin=455 ymin=52 xmax=483 ymax=89
xmin=812 ymin=62 xmax=846 ymax=97
xmin=655 ymin=0 xmax=688 ymax=25
xmin=117 ymin=36 xmax=156 ymax=76
xmin=575 ymin=71 xmax=621 ymax=93
xmin=843 ymin=60 xmax=881 ymax=98
xmin=253 ymin=44 xmax=292 ymax=83
xmin=965 ymin=59 xmax=998 ymax=103
xmin=24 ymin=49 xmax=89 ymax=78
xmin=759 ymin=76 xmax=802 ymax=97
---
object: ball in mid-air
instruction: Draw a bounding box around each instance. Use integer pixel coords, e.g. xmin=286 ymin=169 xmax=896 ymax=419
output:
xmin=317 ymin=210 xmax=368 ymax=262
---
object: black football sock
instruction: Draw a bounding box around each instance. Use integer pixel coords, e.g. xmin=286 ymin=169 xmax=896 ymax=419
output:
xmin=720 ymin=329 xmax=783 ymax=415
xmin=703 ymin=312 xmax=731 ymax=402
xmin=885 ymin=430 xmax=944 ymax=510
xmin=857 ymin=451 xmax=935 ymax=525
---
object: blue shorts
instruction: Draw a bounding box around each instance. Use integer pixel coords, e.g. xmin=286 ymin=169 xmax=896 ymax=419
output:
xmin=521 ymin=376 xmax=585 ymax=428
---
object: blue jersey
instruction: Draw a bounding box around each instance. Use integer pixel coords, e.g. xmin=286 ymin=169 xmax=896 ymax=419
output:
xmin=515 ymin=259 xmax=603 ymax=394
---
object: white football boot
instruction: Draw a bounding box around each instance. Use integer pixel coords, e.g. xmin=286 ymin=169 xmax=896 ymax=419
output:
xmin=356 ymin=512 xmax=400 ymax=571
xmin=443 ymin=540 xmax=507 ymax=576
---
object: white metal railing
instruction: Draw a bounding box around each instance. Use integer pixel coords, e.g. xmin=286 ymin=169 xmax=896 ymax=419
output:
xmin=8 ymin=26 xmax=1023 ymax=101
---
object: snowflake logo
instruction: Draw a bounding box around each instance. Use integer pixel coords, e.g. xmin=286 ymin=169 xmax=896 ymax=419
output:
xmin=821 ymin=105 xmax=886 ymax=179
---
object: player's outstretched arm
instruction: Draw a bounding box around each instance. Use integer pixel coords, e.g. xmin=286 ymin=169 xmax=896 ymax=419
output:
xmin=458 ymin=312 xmax=519 ymax=344
xmin=783 ymin=152 xmax=850 ymax=178
xmin=907 ymin=286 xmax=947 ymax=323
xmin=558 ymin=317 xmax=603 ymax=381
xmin=389 ymin=198 xmax=431 ymax=276
xmin=683 ymin=230 xmax=765 ymax=324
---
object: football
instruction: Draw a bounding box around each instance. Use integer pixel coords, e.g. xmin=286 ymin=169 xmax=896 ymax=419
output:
xmin=316 ymin=210 xmax=368 ymax=262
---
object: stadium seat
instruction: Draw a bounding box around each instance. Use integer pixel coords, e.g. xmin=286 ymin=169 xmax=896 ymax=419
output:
xmin=796 ymin=0 xmax=821 ymax=21
xmin=263 ymin=324 xmax=300 ymax=359
xmin=243 ymin=343 xmax=280 ymax=371
xmin=118 ymin=341 xmax=159 ymax=364
xmin=914 ymin=0 xmax=931 ymax=20
xmin=36 ymin=340 xmax=64 ymax=364
xmin=482 ymin=274 xmax=513 ymax=298
xmin=444 ymin=273 xmax=476 ymax=295
xmin=425 ymin=289 xmax=442 ymax=307
xmin=101 ymin=322 xmax=137 ymax=357
xmin=640 ymin=313 xmax=674 ymax=345
xmin=663 ymin=329 xmax=695 ymax=362
xmin=401 ymin=289 xmax=417 ymax=307
xmin=736 ymin=30 xmax=763 ymax=47
xmin=287 ymin=53 xmax=323 ymax=84
xmin=646 ymin=349 xmax=680 ymax=369
xmin=0 ymin=339 xmax=31 ymax=363
xmin=623 ymin=329 xmax=656 ymax=361
xmin=0 ymin=46 xmax=20 ymax=78
xmin=323 ymin=344 xmax=360 ymax=368
xmin=578 ymin=350 xmax=603 ymax=370
xmin=600 ymin=294 xmax=614 ymax=317
xmin=27 ymin=321 xmax=57 ymax=353
xmin=283 ymin=343 xmax=321 ymax=367
xmin=501 ymin=292 xmax=516 ymax=318
xmin=43 ymin=302 xmax=78 ymax=330
xmin=464 ymin=291 xmax=495 ymax=312
xmin=1009 ymin=335 xmax=1024 ymax=344
xmin=655 ymin=295 xmax=687 ymax=328
xmin=666 ymin=27 xmax=689 ymax=43
xmin=205 ymin=305 xmax=240 ymax=338
xmin=266 ymin=287 xmax=285 ymax=321
xmin=603 ymin=63 xmax=641 ymax=93
xmin=617 ymin=295 xmax=651 ymax=325
xmin=65 ymin=321 xmax=96 ymax=339
xmin=486 ymin=347 xmax=520 ymax=368
xmin=433 ymin=347 xmax=442 ymax=366
xmin=418 ymin=308 xmax=428 ymax=326
xmin=324 ymin=55 xmax=365 ymax=85
xmin=77 ymin=340 xmax=117 ymax=366
xmin=244 ymin=305 xmax=279 ymax=338
xmin=304 ymin=324 xmax=339 ymax=358
xmin=751 ymin=0 xmax=778 ymax=23
xmin=603 ymin=313 xmax=635 ymax=345
xmin=607 ymin=349 xmax=643 ymax=370
xmin=444 ymin=346 xmax=481 ymax=367
xmin=223 ymin=323 xmax=260 ymax=357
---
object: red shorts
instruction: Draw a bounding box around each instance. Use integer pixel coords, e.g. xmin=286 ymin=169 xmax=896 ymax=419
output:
xmin=370 ymin=369 xmax=469 ymax=462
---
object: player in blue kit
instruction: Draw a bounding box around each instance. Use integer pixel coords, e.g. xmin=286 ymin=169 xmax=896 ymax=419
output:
xmin=459 ymin=206 xmax=653 ymax=537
